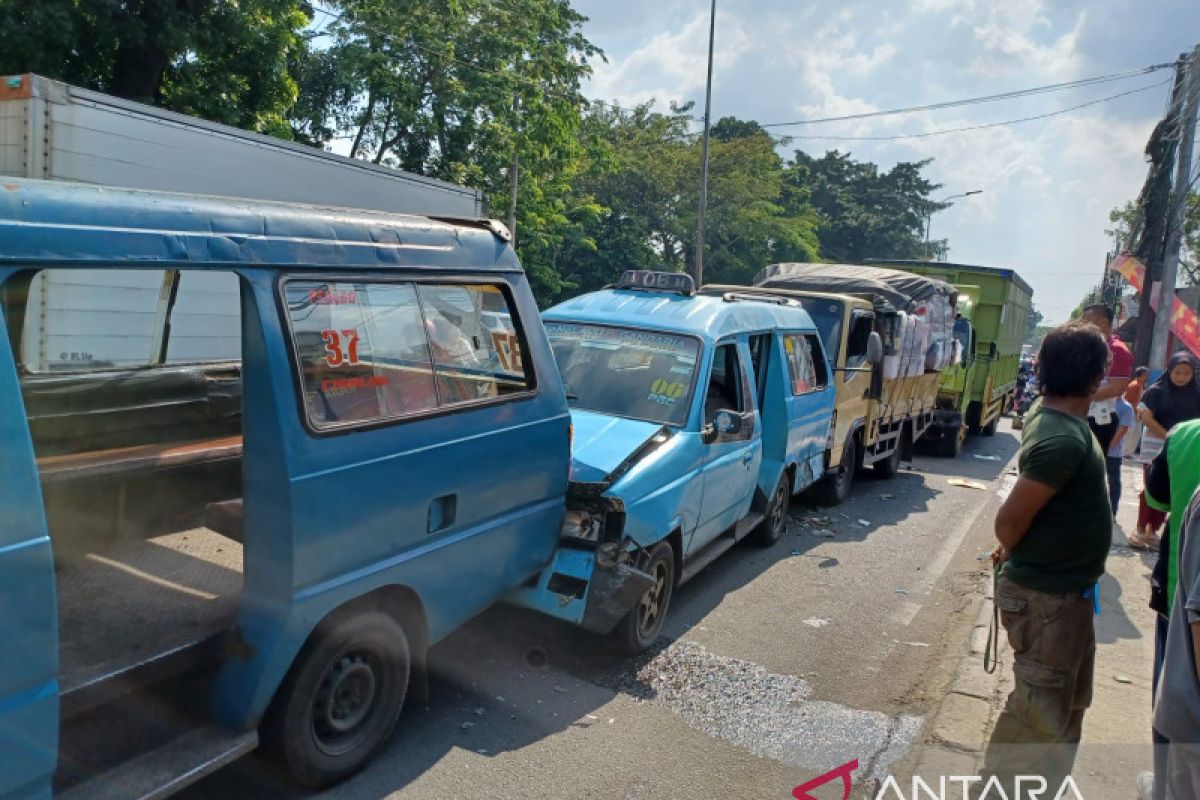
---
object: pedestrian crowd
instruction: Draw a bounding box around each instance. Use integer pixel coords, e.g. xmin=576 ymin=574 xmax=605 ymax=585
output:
xmin=978 ymin=304 xmax=1200 ymax=799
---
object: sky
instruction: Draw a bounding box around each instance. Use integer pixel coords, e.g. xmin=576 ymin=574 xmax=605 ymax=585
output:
xmin=570 ymin=0 xmax=1200 ymax=324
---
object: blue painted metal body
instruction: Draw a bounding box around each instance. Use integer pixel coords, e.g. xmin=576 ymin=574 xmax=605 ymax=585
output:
xmin=0 ymin=179 xmax=570 ymax=797
xmin=508 ymin=287 xmax=835 ymax=630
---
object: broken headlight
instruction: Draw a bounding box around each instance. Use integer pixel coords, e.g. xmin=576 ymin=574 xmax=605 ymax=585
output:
xmin=561 ymin=509 xmax=602 ymax=543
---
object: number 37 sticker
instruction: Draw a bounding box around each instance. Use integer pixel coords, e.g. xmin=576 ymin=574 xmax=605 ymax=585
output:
xmin=321 ymin=329 xmax=360 ymax=367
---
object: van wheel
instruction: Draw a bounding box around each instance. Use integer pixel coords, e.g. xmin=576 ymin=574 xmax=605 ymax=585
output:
xmin=750 ymin=474 xmax=791 ymax=547
xmin=812 ymin=437 xmax=857 ymax=506
xmin=612 ymin=542 xmax=674 ymax=654
xmin=263 ymin=611 xmax=410 ymax=788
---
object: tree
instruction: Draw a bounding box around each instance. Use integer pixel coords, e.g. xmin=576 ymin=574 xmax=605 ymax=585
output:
xmin=1024 ymin=304 xmax=1044 ymax=344
xmin=1108 ymin=194 xmax=1200 ymax=287
xmin=295 ymin=0 xmax=599 ymax=301
xmin=785 ymin=150 xmax=947 ymax=263
xmin=0 ymin=0 xmax=311 ymax=134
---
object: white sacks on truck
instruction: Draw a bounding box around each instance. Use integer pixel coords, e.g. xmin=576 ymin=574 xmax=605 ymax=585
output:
xmin=906 ymin=293 xmax=957 ymax=373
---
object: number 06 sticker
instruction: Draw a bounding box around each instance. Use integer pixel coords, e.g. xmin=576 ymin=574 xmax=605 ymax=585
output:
xmin=650 ymin=378 xmax=686 ymax=399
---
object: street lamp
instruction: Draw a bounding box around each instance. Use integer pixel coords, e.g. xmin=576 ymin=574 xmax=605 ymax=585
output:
xmin=925 ymin=189 xmax=982 ymax=260
xmin=693 ymin=0 xmax=717 ymax=286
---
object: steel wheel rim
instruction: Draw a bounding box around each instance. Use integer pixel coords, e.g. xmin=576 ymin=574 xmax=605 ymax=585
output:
xmin=770 ymin=485 xmax=787 ymax=535
xmin=637 ymin=560 xmax=670 ymax=638
xmin=312 ymin=649 xmax=382 ymax=756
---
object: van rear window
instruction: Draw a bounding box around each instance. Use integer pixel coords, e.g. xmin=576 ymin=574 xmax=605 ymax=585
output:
xmin=283 ymin=280 xmax=532 ymax=430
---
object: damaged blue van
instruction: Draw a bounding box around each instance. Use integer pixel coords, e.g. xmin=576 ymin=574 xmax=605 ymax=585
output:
xmin=508 ymin=272 xmax=836 ymax=652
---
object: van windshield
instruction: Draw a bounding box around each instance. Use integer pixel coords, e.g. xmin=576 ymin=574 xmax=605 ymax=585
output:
xmin=546 ymin=322 xmax=699 ymax=426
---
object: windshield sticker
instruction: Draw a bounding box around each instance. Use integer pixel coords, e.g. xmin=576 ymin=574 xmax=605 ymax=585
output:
xmin=647 ymin=378 xmax=687 ymax=406
xmin=670 ymin=365 xmax=692 ymax=375
xmin=321 ymin=375 xmax=388 ymax=396
xmin=546 ymin=323 xmax=690 ymax=354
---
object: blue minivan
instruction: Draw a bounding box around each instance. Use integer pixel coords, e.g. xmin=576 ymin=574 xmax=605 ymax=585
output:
xmin=509 ymin=272 xmax=836 ymax=652
xmin=0 ymin=180 xmax=570 ymax=797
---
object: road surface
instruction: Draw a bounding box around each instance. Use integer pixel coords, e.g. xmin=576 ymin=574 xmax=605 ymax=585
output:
xmin=186 ymin=424 xmax=1019 ymax=800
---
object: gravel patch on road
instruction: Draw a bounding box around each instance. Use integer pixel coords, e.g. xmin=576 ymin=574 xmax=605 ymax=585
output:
xmin=611 ymin=640 xmax=923 ymax=781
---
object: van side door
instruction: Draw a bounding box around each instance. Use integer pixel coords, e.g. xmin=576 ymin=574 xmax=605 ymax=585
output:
xmin=782 ymin=332 xmax=835 ymax=489
xmin=277 ymin=277 xmax=569 ymax=642
xmin=0 ymin=275 xmax=59 ymax=798
xmin=691 ymin=339 xmax=761 ymax=553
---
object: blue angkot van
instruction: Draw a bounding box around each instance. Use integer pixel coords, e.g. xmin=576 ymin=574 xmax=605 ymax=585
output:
xmin=509 ymin=272 xmax=837 ymax=652
xmin=0 ymin=179 xmax=570 ymax=797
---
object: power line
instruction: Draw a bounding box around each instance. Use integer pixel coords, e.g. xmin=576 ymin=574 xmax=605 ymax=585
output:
xmin=777 ymin=80 xmax=1171 ymax=142
xmin=758 ymin=63 xmax=1177 ymax=129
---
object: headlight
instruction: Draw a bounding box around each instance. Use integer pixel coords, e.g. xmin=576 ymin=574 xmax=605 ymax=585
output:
xmin=561 ymin=510 xmax=602 ymax=543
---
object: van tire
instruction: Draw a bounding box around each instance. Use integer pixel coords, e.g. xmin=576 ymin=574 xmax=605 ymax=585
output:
xmin=750 ymin=474 xmax=791 ymax=547
xmin=263 ymin=611 xmax=410 ymax=788
xmin=612 ymin=542 xmax=674 ymax=654
xmin=812 ymin=436 xmax=857 ymax=506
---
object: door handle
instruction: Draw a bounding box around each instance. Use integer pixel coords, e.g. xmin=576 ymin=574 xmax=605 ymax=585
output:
xmin=742 ymin=451 xmax=754 ymax=465
xmin=427 ymin=494 xmax=457 ymax=533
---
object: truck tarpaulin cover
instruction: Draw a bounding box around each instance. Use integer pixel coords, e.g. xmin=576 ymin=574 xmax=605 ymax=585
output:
xmin=754 ymin=262 xmax=958 ymax=312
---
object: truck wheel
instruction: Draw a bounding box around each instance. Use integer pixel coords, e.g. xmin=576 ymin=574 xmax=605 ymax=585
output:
xmin=982 ymin=417 xmax=998 ymax=437
xmin=750 ymin=474 xmax=791 ymax=547
xmin=812 ymin=436 xmax=857 ymax=506
xmin=612 ymin=541 xmax=675 ymax=654
xmin=263 ymin=611 xmax=410 ymax=788
xmin=939 ymin=425 xmax=964 ymax=458
xmin=872 ymin=433 xmax=904 ymax=479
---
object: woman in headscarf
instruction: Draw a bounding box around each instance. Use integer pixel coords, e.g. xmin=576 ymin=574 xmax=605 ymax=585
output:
xmin=1131 ymin=352 xmax=1200 ymax=550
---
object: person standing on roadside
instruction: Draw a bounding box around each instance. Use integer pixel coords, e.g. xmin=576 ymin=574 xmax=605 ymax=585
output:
xmin=1133 ymin=354 xmax=1200 ymax=550
xmin=981 ymin=322 xmax=1112 ymax=793
xmin=1108 ymin=396 xmax=1135 ymax=517
xmin=1136 ymin=417 xmax=1200 ymax=799
xmin=1081 ymin=304 xmax=1133 ymax=453
xmin=1127 ymin=366 xmax=1151 ymax=453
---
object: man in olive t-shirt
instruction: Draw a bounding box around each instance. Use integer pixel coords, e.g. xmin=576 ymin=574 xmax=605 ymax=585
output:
xmin=981 ymin=321 xmax=1113 ymax=793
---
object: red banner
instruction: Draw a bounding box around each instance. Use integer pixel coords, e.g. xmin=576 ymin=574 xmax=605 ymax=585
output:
xmin=1109 ymin=254 xmax=1200 ymax=358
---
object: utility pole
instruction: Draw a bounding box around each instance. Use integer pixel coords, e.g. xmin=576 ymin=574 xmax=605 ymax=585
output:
xmin=1134 ymin=57 xmax=1189 ymax=366
xmin=1150 ymin=45 xmax=1200 ymax=370
xmin=693 ymin=0 xmax=716 ymax=286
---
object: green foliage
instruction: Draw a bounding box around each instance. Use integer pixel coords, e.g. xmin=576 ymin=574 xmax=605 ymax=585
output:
xmin=0 ymin=0 xmax=311 ymax=133
xmin=789 ymin=150 xmax=947 ymax=263
xmin=1024 ymin=304 xmax=1044 ymax=344
xmin=2 ymin=2 xmax=951 ymax=307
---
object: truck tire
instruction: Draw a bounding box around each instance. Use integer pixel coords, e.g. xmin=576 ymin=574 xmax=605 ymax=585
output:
xmin=872 ymin=430 xmax=904 ymax=479
xmin=982 ymin=416 xmax=998 ymax=437
xmin=263 ymin=611 xmax=410 ymax=788
xmin=750 ymin=473 xmax=791 ymax=547
xmin=612 ymin=541 xmax=675 ymax=654
xmin=938 ymin=425 xmax=964 ymax=458
xmin=812 ymin=436 xmax=857 ymax=506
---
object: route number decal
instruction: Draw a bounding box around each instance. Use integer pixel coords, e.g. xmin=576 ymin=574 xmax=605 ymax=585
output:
xmin=321 ymin=329 xmax=361 ymax=367
xmin=491 ymin=331 xmax=523 ymax=372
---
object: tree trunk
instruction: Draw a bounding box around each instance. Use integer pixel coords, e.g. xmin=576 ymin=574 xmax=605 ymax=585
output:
xmin=372 ymin=102 xmax=396 ymax=164
xmin=349 ymin=91 xmax=376 ymax=160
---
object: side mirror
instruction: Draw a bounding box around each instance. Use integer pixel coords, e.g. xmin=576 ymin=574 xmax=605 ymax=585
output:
xmin=702 ymin=410 xmax=742 ymax=443
xmin=866 ymin=331 xmax=884 ymax=366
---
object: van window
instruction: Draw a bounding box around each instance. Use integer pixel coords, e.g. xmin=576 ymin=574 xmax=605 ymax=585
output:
xmin=785 ymin=334 xmax=827 ymax=394
xmin=284 ymin=280 xmax=532 ymax=429
xmin=21 ymin=268 xmax=242 ymax=372
xmin=705 ymin=343 xmax=747 ymax=417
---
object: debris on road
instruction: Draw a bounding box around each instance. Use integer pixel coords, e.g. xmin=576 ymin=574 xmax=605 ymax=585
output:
xmin=880 ymin=494 xmax=895 ymax=500
xmin=552 ymin=685 xmax=569 ymax=693
xmin=973 ymin=454 xmax=1002 ymax=461
xmin=1114 ymin=675 xmax=1133 ymax=684
xmin=895 ymin=588 xmax=911 ymax=595
xmin=473 ymin=707 xmax=486 ymax=716
xmin=460 ymin=721 xmax=476 ymax=730
xmin=802 ymin=618 xmax=831 ymax=628
xmin=904 ymin=641 xmax=930 ymax=648
xmin=811 ymin=529 xmax=836 ymax=538
xmin=857 ymin=519 xmax=871 ymax=527
xmin=948 ymin=478 xmax=989 ymax=490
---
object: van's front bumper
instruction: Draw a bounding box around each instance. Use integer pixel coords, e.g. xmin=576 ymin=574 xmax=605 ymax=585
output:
xmin=506 ymin=547 xmax=654 ymax=635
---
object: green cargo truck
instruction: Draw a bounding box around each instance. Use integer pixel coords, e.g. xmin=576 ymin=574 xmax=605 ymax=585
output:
xmin=871 ymin=261 xmax=1033 ymax=456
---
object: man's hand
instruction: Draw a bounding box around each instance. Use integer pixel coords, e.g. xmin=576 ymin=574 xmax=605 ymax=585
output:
xmin=991 ymin=544 xmax=1009 ymax=566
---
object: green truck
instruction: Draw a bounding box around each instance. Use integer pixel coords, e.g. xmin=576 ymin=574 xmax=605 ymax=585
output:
xmin=871 ymin=261 xmax=1033 ymax=456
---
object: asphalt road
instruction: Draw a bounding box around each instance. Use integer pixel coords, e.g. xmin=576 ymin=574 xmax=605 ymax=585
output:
xmin=186 ymin=423 xmax=1020 ymax=800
